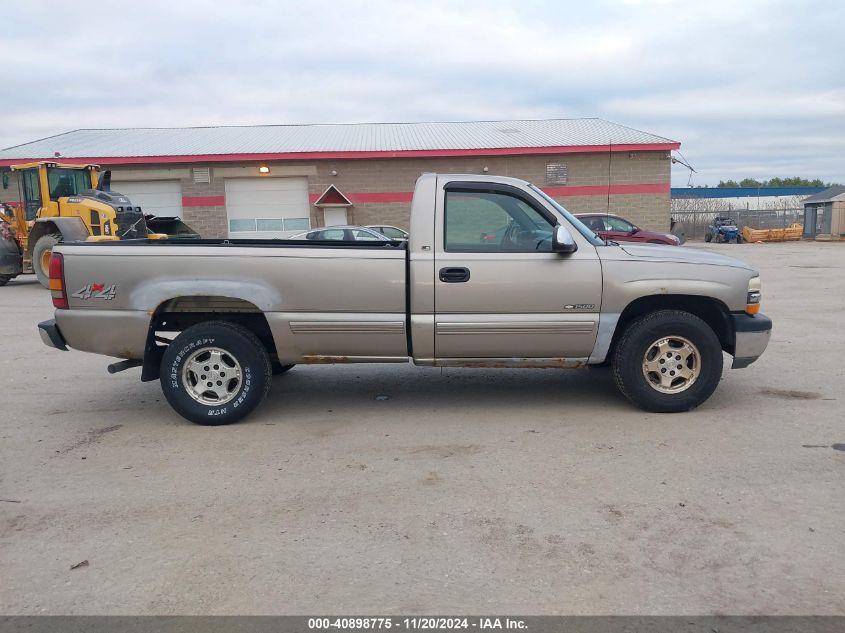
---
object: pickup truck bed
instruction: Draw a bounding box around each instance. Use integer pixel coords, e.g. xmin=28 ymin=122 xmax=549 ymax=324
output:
xmin=39 ymin=173 xmax=771 ymax=425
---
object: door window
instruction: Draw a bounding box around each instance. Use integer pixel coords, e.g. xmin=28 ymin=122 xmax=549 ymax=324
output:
xmin=21 ymin=169 xmax=42 ymax=220
xmin=319 ymin=229 xmax=347 ymax=240
xmin=444 ymin=190 xmax=554 ymax=252
xmin=580 ymin=216 xmax=604 ymax=231
xmin=352 ymin=229 xmax=381 ymax=241
xmin=380 ymin=227 xmax=407 ymax=239
xmin=603 ymin=216 xmax=635 ymax=232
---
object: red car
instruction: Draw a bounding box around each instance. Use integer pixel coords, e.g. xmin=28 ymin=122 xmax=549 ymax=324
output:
xmin=575 ymin=213 xmax=681 ymax=246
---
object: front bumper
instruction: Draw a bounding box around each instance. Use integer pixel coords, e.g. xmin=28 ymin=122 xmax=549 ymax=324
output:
xmin=38 ymin=319 xmax=68 ymax=351
xmin=731 ymin=312 xmax=771 ymax=368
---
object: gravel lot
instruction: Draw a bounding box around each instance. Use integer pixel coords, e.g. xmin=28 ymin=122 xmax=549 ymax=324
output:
xmin=1 ymin=241 xmax=843 ymax=615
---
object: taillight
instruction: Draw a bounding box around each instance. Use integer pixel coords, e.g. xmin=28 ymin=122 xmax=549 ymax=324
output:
xmin=49 ymin=252 xmax=68 ymax=309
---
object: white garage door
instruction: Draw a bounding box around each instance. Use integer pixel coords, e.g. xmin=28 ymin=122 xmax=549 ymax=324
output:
xmin=225 ymin=177 xmax=310 ymax=239
xmin=111 ymin=180 xmax=183 ymax=217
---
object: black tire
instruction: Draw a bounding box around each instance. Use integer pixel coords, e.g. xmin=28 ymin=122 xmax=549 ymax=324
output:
xmin=0 ymin=274 xmax=12 ymax=286
xmin=33 ymin=233 xmax=61 ymax=288
xmin=704 ymin=233 xmax=712 ymax=243
xmin=736 ymin=235 xmax=743 ymax=244
xmin=272 ymin=361 xmax=295 ymax=375
xmin=611 ymin=310 xmax=723 ymax=413
xmin=160 ymin=321 xmax=272 ymax=425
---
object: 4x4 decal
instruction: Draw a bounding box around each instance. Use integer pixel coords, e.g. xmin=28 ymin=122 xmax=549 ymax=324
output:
xmin=72 ymin=283 xmax=116 ymax=300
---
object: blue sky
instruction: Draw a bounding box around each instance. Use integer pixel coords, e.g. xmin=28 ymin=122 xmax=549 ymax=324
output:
xmin=2 ymin=0 xmax=843 ymax=185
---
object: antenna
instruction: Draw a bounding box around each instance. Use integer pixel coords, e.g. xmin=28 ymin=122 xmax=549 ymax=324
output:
xmin=606 ymin=138 xmax=612 ymax=218
xmin=671 ymin=152 xmax=697 ymax=187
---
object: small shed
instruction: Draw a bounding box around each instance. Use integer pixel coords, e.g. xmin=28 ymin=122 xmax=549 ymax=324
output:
xmin=802 ymin=186 xmax=845 ymax=240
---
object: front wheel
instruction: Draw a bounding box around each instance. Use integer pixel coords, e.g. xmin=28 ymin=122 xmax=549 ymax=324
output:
xmin=0 ymin=274 xmax=12 ymax=286
xmin=611 ymin=310 xmax=723 ymax=413
xmin=33 ymin=233 xmax=61 ymax=288
xmin=160 ymin=321 xmax=272 ymax=425
xmin=704 ymin=233 xmax=712 ymax=243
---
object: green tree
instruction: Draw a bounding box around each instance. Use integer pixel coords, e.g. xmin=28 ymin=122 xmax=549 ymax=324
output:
xmin=717 ymin=177 xmax=838 ymax=188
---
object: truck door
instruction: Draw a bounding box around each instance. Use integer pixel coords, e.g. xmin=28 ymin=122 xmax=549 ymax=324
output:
xmin=433 ymin=180 xmax=602 ymax=361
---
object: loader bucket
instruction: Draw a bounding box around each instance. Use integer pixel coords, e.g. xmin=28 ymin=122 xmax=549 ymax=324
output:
xmin=144 ymin=216 xmax=201 ymax=240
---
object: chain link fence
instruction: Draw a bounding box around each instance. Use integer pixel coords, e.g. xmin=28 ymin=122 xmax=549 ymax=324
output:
xmin=671 ymin=202 xmax=804 ymax=241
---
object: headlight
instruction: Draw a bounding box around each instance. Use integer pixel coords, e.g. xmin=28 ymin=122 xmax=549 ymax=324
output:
xmin=746 ymin=275 xmax=761 ymax=314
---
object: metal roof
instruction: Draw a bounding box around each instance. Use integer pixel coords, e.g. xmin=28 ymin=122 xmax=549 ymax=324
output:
xmin=0 ymin=119 xmax=678 ymax=164
xmin=800 ymin=186 xmax=845 ymax=204
xmin=672 ymin=186 xmax=825 ymax=199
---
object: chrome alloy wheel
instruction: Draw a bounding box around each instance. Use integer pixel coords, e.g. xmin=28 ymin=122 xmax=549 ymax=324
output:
xmin=641 ymin=335 xmax=701 ymax=394
xmin=181 ymin=347 xmax=243 ymax=406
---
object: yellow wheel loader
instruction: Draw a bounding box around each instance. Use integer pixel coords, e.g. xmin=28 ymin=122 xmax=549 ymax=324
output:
xmin=0 ymin=162 xmax=198 ymax=287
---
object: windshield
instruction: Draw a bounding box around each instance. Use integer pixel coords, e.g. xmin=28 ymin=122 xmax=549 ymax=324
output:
xmin=529 ymin=185 xmax=605 ymax=246
xmin=47 ymin=167 xmax=92 ymax=200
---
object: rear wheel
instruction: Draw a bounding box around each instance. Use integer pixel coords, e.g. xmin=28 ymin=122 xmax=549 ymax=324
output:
xmin=32 ymin=233 xmax=61 ymax=288
xmin=704 ymin=233 xmax=712 ymax=243
xmin=0 ymin=274 xmax=12 ymax=286
xmin=611 ymin=310 xmax=723 ymax=413
xmin=160 ymin=321 xmax=272 ymax=425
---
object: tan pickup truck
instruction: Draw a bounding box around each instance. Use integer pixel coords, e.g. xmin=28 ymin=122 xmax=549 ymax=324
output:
xmin=38 ymin=173 xmax=771 ymax=425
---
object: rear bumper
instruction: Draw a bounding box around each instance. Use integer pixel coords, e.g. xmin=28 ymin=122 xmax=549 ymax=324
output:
xmin=38 ymin=319 xmax=68 ymax=351
xmin=731 ymin=312 xmax=772 ymax=369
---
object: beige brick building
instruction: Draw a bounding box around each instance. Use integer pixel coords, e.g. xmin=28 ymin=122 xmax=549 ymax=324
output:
xmin=0 ymin=119 xmax=679 ymax=238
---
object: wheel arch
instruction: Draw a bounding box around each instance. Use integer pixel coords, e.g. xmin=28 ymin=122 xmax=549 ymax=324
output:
xmin=141 ymin=295 xmax=279 ymax=382
xmin=606 ymin=294 xmax=735 ymax=362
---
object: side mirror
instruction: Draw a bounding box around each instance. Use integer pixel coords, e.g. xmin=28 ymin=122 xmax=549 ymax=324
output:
xmin=629 ymin=227 xmax=639 ymax=235
xmin=552 ymin=225 xmax=578 ymax=253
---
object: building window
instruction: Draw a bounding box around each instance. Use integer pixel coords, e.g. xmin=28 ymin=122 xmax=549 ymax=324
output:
xmin=229 ymin=219 xmax=257 ymax=232
xmin=229 ymin=217 xmax=310 ymax=232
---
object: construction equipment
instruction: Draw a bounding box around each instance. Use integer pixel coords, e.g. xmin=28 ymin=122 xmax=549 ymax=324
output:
xmin=741 ymin=223 xmax=803 ymax=243
xmin=0 ymin=162 xmax=198 ymax=288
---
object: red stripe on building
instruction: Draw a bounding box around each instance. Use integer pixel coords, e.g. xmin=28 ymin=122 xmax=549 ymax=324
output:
xmin=313 ymin=183 xmax=668 ymax=204
xmin=0 ymin=143 xmax=680 ymax=167
xmin=182 ymin=195 xmax=225 ymax=207
xmin=189 ymin=184 xmax=666 ymax=209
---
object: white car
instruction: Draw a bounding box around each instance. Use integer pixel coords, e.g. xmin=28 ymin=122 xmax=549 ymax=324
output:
xmin=290 ymin=226 xmax=393 ymax=241
xmin=366 ymin=225 xmax=408 ymax=240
